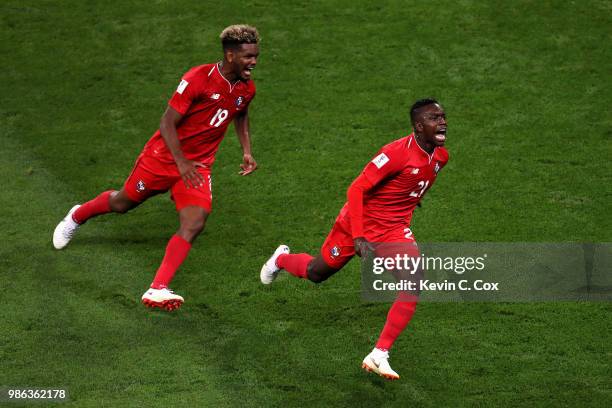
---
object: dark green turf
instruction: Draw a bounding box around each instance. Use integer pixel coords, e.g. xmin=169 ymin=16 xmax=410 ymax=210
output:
xmin=1 ymin=1 xmax=611 ymax=406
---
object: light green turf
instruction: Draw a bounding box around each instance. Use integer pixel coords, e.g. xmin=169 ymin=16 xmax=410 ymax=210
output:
xmin=1 ymin=1 xmax=611 ymax=406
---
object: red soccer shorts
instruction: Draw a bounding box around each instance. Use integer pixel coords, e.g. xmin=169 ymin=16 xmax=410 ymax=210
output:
xmin=320 ymin=214 xmax=418 ymax=270
xmin=123 ymin=153 xmax=212 ymax=212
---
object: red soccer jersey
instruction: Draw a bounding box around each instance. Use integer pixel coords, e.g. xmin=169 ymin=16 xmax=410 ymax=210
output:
xmin=340 ymin=133 xmax=449 ymax=240
xmin=143 ymin=63 xmax=256 ymax=166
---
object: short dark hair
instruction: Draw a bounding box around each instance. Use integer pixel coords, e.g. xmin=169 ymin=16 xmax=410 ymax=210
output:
xmin=410 ymin=98 xmax=439 ymax=126
xmin=220 ymin=24 xmax=260 ymax=50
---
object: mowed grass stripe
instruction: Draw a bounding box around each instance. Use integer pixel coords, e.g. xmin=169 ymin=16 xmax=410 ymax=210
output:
xmin=0 ymin=132 xmax=249 ymax=406
xmin=1 ymin=0 xmax=611 ymax=406
xmin=5 ymin=124 xmax=609 ymax=407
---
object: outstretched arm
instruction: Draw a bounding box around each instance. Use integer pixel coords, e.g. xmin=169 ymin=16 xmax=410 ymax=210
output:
xmin=160 ymin=106 xmax=206 ymax=189
xmin=234 ymin=109 xmax=258 ymax=176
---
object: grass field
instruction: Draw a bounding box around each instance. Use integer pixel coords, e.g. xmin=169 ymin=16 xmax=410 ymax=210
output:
xmin=1 ymin=0 xmax=611 ymax=406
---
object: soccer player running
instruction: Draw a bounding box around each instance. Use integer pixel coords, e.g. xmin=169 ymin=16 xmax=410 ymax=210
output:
xmin=260 ymin=99 xmax=449 ymax=380
xmin=53 ymin=25 xmax=260 ymax=311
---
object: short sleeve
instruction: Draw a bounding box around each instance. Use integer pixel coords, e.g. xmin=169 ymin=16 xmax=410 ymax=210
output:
xmin=361 ymin=147 xmax=405 ymax=187
xmin=168 ymin=68 xmax=202 ymax=115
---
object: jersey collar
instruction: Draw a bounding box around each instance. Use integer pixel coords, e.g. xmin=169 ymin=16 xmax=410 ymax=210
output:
xmin=408 ymin=133 xmax=435 ymax=164
xmin=215 ymin=62 xmax=239 ymax=93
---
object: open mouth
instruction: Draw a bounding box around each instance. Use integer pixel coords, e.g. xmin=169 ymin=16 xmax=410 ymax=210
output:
xmin=435 ymin=128 xmax=447 ymax=142
xmin=242 ymin=66 xmax=255 ymax=78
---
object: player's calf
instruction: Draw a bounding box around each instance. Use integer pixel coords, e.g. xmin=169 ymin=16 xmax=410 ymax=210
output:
xmin=108 ymin=190 xmax=140 ymax=214
xmin=261 ymin=251 xmax=340 ymax=284
xmin=177 ymin=206 xmax=208 ymax=243
xmin=306 ymin=256 xmax=341 ymax=283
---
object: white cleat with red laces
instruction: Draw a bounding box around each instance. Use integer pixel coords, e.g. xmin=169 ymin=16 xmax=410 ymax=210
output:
xmin=141 ymin=287 xmax=184 ymax=311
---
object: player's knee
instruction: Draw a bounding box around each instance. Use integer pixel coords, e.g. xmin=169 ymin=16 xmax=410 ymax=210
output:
xmin=112 ymin=202 xmax=131 ymax=214
xmin=178 ymin=207 xmax=208 ymax=242
xmin=108 ymin=191 xmax=138 ymax=214
xmin=180 ymin=216 xmax=206 ymax=237
xmin=306 ymin=264 xmax=330 ymax=284
xmin=308 ymin=273 xmax=329 ymax=284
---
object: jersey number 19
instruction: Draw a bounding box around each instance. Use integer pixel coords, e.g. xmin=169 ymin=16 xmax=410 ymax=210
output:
xmin=210 ymin=108 xmax=229 ymax=127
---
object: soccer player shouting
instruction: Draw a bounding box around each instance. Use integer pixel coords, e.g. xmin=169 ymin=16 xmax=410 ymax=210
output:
xmin=53 ymin=25 xmax=260 ymax=311
xmin=261 ymin=99 xmax=449 ymax=380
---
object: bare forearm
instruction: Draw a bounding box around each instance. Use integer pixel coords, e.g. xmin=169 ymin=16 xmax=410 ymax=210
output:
xmin=159 ymin=108 xmax=187 ymax=165
xmin=160 ymin=125 xmax=185 ymax=163
xmin=234 ymin=112 xmax=252 ymax=155
xmin=233 ymin=111 xmax=258 ymax=176
xmin=238 ymin=133 xmax=252 ymax=156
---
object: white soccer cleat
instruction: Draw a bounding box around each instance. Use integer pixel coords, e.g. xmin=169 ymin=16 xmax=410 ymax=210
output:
xmin=53 ymin=205 xmax=81 ymax=249
xmin=141 ymin=287 xmax=184 ymax=311
xmin=260 ymin=245 xmax=290 ymax=284
xmin=362 ymin=348 xmax=400 ymax=380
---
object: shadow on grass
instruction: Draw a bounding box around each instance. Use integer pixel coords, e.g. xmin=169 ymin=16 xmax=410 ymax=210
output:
xmin=75 ymin=234 xmax=170 ymax=246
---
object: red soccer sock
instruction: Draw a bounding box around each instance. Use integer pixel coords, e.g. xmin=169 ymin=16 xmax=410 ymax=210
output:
xmin=151 ymin=235 xmax=192 ymax=289
xmin=276 ymin=253 xmax=313 ymax=279
xmin=375 ymin=300 xmax=417 ymax=351
xmin=72 ymin=190 xmax=114 ymax=224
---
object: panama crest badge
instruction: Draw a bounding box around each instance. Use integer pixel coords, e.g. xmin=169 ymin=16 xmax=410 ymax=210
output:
xmin=330 ymin=246 xmax=341 ymax=258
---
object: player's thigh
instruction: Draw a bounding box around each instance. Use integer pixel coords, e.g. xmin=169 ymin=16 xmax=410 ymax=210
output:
xmin=178 ymin=205 xmax=209 ymax=232
xmin=375 ymin=241 xmax=421 ymax=280
xmin=376 ymin=227 xmax=421 ymax=301
xmin=319 ymin=217 xmax=356 ymax=272
xmin=122 ymin=154 xmax=173 ymax=204
xmin=171 ymin=169 xmax=212 ymax=213
xmin=307 ymin=255 xmax=342 ymax=283
xmin=109 ymin=188 xmax=142 ymax=213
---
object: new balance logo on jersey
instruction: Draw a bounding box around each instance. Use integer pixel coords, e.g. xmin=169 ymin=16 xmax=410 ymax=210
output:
xmin=372 ymin=153 xmax=389 ymax=169
xmin=411 ymin=168 xmax=420 ymax=175
xmin=211 ymin=93 xmax=220 ymax=100
xmin=177 ymin=80 xmax=189 ymax=94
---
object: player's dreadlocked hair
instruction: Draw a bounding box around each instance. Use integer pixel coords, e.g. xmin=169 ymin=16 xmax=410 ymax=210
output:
xmin=410 ymin=98 xmax=439 ymax=126
xmin=220 ymin=24 xmax=260 ymax=50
